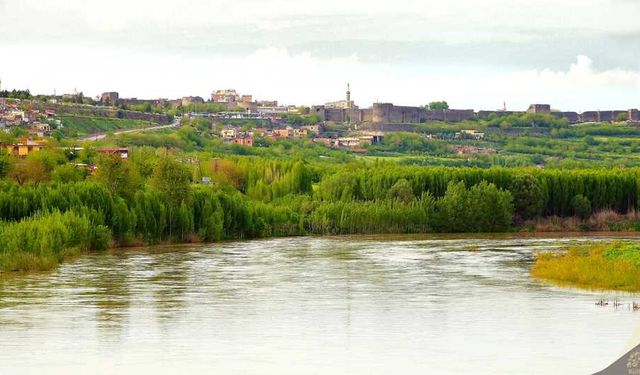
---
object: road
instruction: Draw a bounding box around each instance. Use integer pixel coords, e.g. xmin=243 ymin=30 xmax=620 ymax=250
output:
xmin=78 ymin=119 xmax=180 ymax=141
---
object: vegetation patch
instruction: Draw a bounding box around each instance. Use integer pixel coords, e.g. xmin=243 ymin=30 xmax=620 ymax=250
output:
xmin=59 ymin=115 xmax=155 ymax=136
xmin=532 ymin=242 xmax=640 ymax=292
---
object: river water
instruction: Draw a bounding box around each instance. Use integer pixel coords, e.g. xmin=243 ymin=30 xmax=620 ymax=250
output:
xmin=1 ymin=235 xmax=639 ymax=374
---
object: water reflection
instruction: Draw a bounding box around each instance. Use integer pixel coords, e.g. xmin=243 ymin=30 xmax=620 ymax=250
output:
xmin=0 ymin=235 xmax=639 ymax=374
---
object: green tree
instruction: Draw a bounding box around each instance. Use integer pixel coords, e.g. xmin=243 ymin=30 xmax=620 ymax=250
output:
xmin=572 ymin=194 xmax=592 ymax=218
xmin=150 ymin=157 xmax=192 ymax=206
xmin=426 ymin=101 xmax=449 ymax=110
xmin=509 ymin=174 xmax=545 ymax=220
xmin=52 ymin=164 xmax=84 ymax=183
xmin=8 ymin=157 xmax=49 ymax=185
xmin=93 ymin=155 xmax=141 ymax=200
xmin=616 ymin=113 xmax=629 ymax=122
xmin=387 ymin=179 xmax=415 ymax=203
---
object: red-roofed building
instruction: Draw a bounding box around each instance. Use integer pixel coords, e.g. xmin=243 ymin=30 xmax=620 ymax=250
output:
xmin=97 ymin=148 xmax=129 ymax=159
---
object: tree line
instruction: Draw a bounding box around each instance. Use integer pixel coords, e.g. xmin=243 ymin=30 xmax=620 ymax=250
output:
xmin=2 ymin=150 xmax=640 ymax=271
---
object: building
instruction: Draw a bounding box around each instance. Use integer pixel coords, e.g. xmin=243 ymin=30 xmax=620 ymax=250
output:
xmin=220 ymin=127 xmax=237 ymax=139
xmin=5 ymin=139 xmax=46 ymax=157
xmin=325 ymin=83 xmax=356 ymax=110
xmin=455 ymin=130 xmax=485 ymax=140
xmin=233 ymin=137 xmax=254 ymax=147
xmin=358 ymin=132 xmax=385 ymax=144
xmin=272 ymin=128 xmax=292 ymax=138
xmin=100 ymin=92 xmax=119 ymax=106
xmin=97 ymin=148 xmax=129 ymax=159
xmin=527 ymin=104 xmax=551 ymax=113
xmin=181 ymin=96 xmax=205 ymax=107
xmin=257 ymin=100 xmax=278 ymax=107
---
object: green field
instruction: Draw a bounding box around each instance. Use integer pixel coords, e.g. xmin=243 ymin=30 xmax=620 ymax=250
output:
xmin=58 ymin=115 xmax=156 ymax=136
xmin=532 ymin=242 xmax=640 ymax=292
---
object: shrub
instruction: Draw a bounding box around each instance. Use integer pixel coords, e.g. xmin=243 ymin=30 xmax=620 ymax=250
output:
xmin=572 ymin=194 xmax=592 ymax=219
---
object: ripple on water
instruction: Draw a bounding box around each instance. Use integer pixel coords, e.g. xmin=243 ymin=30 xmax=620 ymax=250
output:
xmin=0 ymin=235 xmax=639 ymax=375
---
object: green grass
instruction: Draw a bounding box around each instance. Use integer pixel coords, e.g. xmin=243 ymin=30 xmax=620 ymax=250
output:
xmin=0 ymin=211 xmax=108 ymax=272
xmin=59 ymin=115 xmax=155 ymax=136
xmin=532 ymin=242 xmax=640 ymax=292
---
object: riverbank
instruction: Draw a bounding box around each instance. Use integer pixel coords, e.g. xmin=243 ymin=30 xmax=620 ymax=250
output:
xmin=532 ymin=241 xmax=640 ymax=292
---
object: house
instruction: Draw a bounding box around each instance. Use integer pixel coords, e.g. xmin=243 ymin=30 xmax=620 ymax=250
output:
xmin=249 ymin=128 xmax=267 ymax=137
xmin=453 ymin=145 xmax=496 ymax=155
xmin=233 ymin=137 xmax=254 ymax=147
xmin=337 ymin=137 xmax=362 ymax=148
xmin=273 ymin=128 xmax=291 ymax=138
xmin=455 ymin=130 xmax=485 ymax=140
xmin=301 ymin=125 xmax=321 ymax=135
xmin=293 ymin=128 xmax=308 ymax=137
xmin=5 ymin=139 xmax=46 ymax=157
xmin=97 ymin=148 xmax=129 ymax=159
xmin=30 ymin=122 xmax=52 ymax=137
xmin=220 ymin=127 xmax=237 ymax=139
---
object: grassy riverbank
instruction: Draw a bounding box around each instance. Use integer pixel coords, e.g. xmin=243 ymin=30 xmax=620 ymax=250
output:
xmin=532 ymin=242 xmax=640 ymax=292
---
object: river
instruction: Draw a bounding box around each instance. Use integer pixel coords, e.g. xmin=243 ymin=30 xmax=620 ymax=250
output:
xmin=1 ymin=235 xmax=638 ymax=374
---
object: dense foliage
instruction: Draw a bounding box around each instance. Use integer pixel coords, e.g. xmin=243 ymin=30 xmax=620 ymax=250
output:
xmin=2 ymin=144 xmax=640 ymax=272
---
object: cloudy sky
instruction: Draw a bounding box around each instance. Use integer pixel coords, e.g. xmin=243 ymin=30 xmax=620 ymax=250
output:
xmin=0 ymin=0 xmax=639 ymax=111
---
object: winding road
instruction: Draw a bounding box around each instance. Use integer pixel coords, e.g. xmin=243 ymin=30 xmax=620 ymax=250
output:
xmin=78 ymin=119 xmax=180 ymax=142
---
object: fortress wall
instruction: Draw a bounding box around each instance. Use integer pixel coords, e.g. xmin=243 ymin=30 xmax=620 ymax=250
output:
xmin=423 ymin=110 xmax=445 ymax=121
xmin=311 ymin=106 xmax=326 ymax=120
xmin=552 ymin=112 xmax=580 ymax=123
xmin=444 ymin=109 xmax=475 ymax=122
xmin=397 ymin=106 xmax=421 ymax=123
xmin=562 ymin=112 xmax=580 ymax=123
xmin=361 ymin=108 xmax=373 ymax=122
xmin=580 ymin=110 xmax=628 ymax=123
xmin=612 ymin=110 xmax=628 ymax=121
xmin=372 ymin=103 xmax=393 ymax=123
xmin=581 ymin=111 xmax=599 ymax=122
xmin=325 ymin=108 xmax=346 ymax=122
xmin=322 ymin=103 xmax=638 ymax=125
xmin=476 ymin=111 xmax=519 ymax=119
xmin=599 ymin=111 xmax=615 ymax=122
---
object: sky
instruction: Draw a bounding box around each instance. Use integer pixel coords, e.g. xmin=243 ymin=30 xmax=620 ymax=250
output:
xmin=0 ymin=0 xmax=639 ymax=111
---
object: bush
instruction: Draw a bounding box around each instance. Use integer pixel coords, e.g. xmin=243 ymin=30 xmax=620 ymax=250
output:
xmin=572 ymin=194 xmax=592 ymax=219
xmin=0 ymin=211 xmax=106 ymax=271
xmin=434 ymin=181 xmax=513 ymax=232
xmin=509 ymin=174 xmax=545 ymax=220
xmin=387 ymin=179 xmax=415 ymax=203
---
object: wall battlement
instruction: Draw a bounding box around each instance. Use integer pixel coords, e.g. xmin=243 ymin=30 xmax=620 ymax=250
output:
xmin=313 ymin=103 xmax=639 ymax=125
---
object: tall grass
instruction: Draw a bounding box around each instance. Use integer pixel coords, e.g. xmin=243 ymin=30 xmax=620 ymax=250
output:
xmin=531 ymin=242 xmax=640 ymax=292
xmin=0 ymin=211 xmax=109 ymax=272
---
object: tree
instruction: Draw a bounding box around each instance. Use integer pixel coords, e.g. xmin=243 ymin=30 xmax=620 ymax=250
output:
xmin=8 ymin=157 xmax=49 ymax=185
xmin=509 ymin=174 xmax=545 ymax=220
xmin=52 ymin=164 xmax=84 ymax=183
xmin=143 ymin=102 xmax=153 ymax=113
xmin=426 ymin=101 xmax=449 ymax=110
xmin=572 ymin=194 xmax=592 ymax=219
xmin=616 ymin=113 xmax=629 ymax=122
xmin=387 ymin=179 xmax=415 ymax=203
xmin=150 ymin=157 xmax=192 ymax=206
xmin=93 ymin=154 xmax=141 ymax=200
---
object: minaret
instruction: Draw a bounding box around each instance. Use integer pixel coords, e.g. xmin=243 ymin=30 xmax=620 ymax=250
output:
xmin=346 ymin=83 xmax=351 ymax=109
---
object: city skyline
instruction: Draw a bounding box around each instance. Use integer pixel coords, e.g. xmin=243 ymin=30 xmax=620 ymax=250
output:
xmin=1 ymin=0 xmax=639 ymax=111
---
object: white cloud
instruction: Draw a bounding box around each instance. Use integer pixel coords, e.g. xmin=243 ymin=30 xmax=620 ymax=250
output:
xmin=1 ymin=41 xmax=637 ymax=112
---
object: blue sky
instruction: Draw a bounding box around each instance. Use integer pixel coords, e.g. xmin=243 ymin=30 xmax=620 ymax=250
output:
xmin=0 ymin=0 xmax=638 ymax=111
